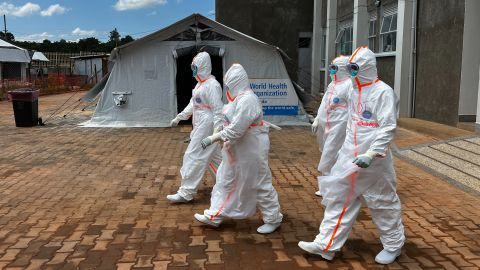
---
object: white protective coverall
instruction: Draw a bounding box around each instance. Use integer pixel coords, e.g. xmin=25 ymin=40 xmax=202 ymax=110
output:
xmin=201 ymin=64 xmax=265 ymax=224
xmin=173 ymin=52 xmax=223 ymax=201
xmin=315 ymin=56 xmax=352 ymax=175
xmin=313 ymin=47 xmax=405 ymax=253
xmin=257 ymin=124 xmax=283 ymax=225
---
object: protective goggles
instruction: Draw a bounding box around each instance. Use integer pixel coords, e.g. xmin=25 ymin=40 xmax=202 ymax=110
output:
xmin=191 ymin=63 xmax=198 ymax=77
xmin=328 ymin=64 xmax=338 ymax=75
xmin=347 ymin=63 xmax=359 ymax=77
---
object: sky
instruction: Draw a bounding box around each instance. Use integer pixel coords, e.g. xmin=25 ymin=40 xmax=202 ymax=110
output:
xmin=1 ymin=0 xmax=215 ymax=42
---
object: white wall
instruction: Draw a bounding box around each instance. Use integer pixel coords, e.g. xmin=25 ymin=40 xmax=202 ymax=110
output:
xmin=311 ymin=0 xmax=324 ymax=95
xmin=476 ymin=65 xmax=480 ymax=131
xmin=73 ymin=58 xmax=104 ymax=82
xmin=394 ymin=0 xmax=415 ymax=117
xmin=21 ymin=63 xmax=27 ymax=81
xmin=459 ymin=0 xmax=480 ymax=118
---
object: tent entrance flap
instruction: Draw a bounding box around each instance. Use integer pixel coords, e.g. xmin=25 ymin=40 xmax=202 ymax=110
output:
xmin=175 ymin=50 xmax=224 ymax=116
xmin=173 ymin=45 xmax=224 ymax=59
xmin=80 ymin=72 xmax=111 ymax=102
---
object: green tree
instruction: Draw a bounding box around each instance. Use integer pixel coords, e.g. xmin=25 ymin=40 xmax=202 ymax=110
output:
xmin=0 ymin=31 xmax=15 ymax=41
xmin=109 ymin=28 xmax=120 ymax=46
xmin=78 ymin=37 xmax=100 ymax=52
xmin=120 ymin=35 xmax=134 ymax=45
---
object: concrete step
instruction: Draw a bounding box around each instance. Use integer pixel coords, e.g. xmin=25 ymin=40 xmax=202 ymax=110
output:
xmin=398 ymin=118 xmax=473 ymax=140
xmin=396 ymin=136 xmax=480 ymax=195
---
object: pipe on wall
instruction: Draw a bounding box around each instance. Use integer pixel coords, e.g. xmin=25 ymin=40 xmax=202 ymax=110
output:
xmin=408 ymin=0 xmax=418 ymax=117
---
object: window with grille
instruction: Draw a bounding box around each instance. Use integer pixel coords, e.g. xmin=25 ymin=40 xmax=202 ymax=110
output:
xmin=335 ymin=21 xmax=353 ymax=55
xmin=380 ymin=4 xmax=397 ymax=52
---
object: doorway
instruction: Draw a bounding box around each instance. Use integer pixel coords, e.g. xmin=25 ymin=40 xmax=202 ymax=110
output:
xmin=2 ymin=62 xmax=22 ymax=79
xmin=175 ymin=52 xmax=224 ymax=120
xmin=297 ymin=32 xmax=312 ymax=92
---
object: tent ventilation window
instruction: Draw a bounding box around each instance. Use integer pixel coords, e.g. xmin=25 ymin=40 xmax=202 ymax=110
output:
xmin=112 ymin=91 xmax=131 ymax=107
xmin=165 ymin=24 xmax=235 ymax=41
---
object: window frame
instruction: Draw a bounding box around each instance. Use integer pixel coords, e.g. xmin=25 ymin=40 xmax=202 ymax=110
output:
xmin=380 ymin=13 xmax=397 ymax=52
xmin=321 ymin=31 xmax=327 ymax=69
xmin=335 ymin=24 xmax=353 ymax=55
xmin=368 ymin=19 xmax=377 ymax=52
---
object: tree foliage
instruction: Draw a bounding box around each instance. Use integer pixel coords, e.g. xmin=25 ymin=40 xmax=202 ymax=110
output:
xmin=0 ymin=31 xmax=15 ymax=42
xmin=11 ymin=28 xmax=135 ymax=53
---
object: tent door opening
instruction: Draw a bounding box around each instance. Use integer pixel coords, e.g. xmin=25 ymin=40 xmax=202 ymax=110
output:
xmin=175 ymin=52 xmax=224 ymax=120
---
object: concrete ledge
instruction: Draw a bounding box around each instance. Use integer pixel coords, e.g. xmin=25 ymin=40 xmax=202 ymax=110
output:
xmin=398 ymin=118 xmax=473 ymax=140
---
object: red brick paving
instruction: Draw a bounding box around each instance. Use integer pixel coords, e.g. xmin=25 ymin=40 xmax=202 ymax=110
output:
xmin=0 ymin=93 xmax=479 ymax=269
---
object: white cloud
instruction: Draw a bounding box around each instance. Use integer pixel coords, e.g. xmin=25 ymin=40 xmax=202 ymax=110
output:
xmin=72 ymin=27 xmax=97 ymax=37
xmin=0 ymin=2 xmax=41 ymax=17
xmin=17 ymin=32 xmax=54 ymax=42
xmin=147 ymin=10 xmax=157 ymax=16
xmin=114 ymin=0 xmax=167 ymax=11
xmin=40 ymin=4 xmax=66 ymax=16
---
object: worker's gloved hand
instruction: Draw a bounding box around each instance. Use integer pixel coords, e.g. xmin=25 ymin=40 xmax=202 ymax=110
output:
xmin=352 ymin=151 xmax=377 ymax=168
xmin=213 ymin=125 xmax=223 ymax=134
xmin=201 ymin=133 xmax=222 ymax=149
xmin=311 ymin=118 xmax=319 ymax=135
xmin=170 ymin=117 xmax=181 ymax=127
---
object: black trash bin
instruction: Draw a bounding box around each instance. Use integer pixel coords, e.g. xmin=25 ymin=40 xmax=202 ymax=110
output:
xmin=8 ymin=89 xmax=39 ymax=127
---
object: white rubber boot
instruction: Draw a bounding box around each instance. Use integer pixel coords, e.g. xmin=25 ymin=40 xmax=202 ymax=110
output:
xmin=257 ymin=222 xmax=281 ymax=234
xmin=166 ymin=193 xmax=190 ymax=203
xmin=194 ymin=213 xmax=221 ymax=228
xmin=298 ymin=241 xmax=335 ymax=261
xmin=375 ymin=248 xmax=401 ymax=264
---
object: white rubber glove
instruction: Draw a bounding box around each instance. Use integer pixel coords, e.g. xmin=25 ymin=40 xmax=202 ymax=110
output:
xmin=201 ymin=133 xmax=222 ymax=149
xmin=170 ymin=116 xmax=181 ymax=127
xmin=264 ymin=121 xmax=282 ymax=131
xmin=311 ymin=118 xmax=319 ymax=135
xmin=352 ymin=151 xmax=377 ymax=168
xmin=213 ymin=125 xmax=223 ymax=134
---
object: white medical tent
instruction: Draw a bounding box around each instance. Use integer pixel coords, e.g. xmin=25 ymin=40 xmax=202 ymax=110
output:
xmin=31 ymin=51 xmax=49 ymax=62
xmin=0 ymin=39 xmax=30 ymax=81
xmin=82 ymin=13 xmax=308 ymax=127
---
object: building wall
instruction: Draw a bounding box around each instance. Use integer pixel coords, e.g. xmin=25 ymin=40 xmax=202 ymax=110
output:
xmin=315 ymin=0 xmax=328 ymax=94
xmin=459 ymin=0 xmax=480 ymax=121
xmin=337 ymin=0 xmax=353 ymax=21
xmin=215 ymin=0 xmax=313 ymax=83
xmin=377 ymin=56 xmax=395 ymax=88
xmin=415 ymin=0 xmax=465 ymax=125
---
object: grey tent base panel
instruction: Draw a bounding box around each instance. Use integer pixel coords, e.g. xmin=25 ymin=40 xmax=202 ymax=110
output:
xmin=79 ymin=115 xmax=309 ymax=128
xmin=80 ymin=72 xmax=111 ymax=102
xmin=79 ymin=120 xmax=171 ymax=128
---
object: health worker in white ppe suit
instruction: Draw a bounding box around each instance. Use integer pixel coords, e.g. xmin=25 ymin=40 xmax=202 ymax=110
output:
xmin=311 ymin=55 xmax=352 ymax=196
xmin=194 ymin=64 xmax=283 ymax=234
xmin=298 ymin=47 xmax=405 ymax=265
xmin=167 ymin=52 xmax=223 ymax=203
